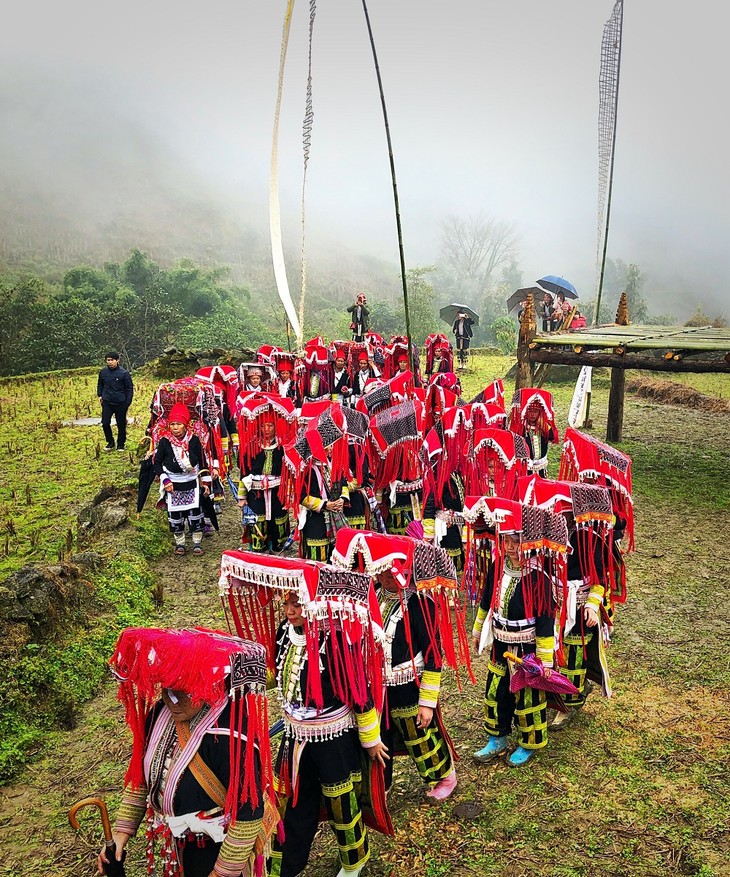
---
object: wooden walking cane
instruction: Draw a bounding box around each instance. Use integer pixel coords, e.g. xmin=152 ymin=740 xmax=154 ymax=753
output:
xmin=69 ymin=797 xmax=126 ymax=876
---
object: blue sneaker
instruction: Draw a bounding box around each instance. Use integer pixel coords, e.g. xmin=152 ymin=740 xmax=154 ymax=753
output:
xmin=473 ymin=736 xmax=508 ymax=763
xmin=508 ymin=745 xmax=536 ymax=767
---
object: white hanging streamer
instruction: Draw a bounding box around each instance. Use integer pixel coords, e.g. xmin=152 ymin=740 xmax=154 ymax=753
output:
xmin=270 ymin=0 xmax=302 ymax=344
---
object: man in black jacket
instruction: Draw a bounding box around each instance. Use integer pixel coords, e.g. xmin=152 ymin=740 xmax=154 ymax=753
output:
xmin=97 ymin=351 xmax=134 ymax=450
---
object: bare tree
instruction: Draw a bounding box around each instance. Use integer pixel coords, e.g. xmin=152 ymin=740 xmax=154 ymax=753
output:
xmin=440 ymin=214 xmax=519 ymax=294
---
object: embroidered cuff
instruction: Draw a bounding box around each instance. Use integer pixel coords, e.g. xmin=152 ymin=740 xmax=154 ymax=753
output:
xmin=535 ymin=635 xmax=554 ymax=669
xmin=114 ymin=785 xmax=147 ymax=837
xmin=355 ymin=707 xmax=381 ymax=748
xmin=422 ymin=518 xmax=435 ymax=540
xmin=418 ymin=670 xmax=441 ymax=708
xmin=213 ymin=816 xmax=262 ymax=877
xmin=302 ymin=496 xmax=326 ymax=513
xmin=472 ymin=606 xmax=488 ymax=637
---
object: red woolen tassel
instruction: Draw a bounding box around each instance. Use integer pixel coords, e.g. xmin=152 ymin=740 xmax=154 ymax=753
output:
xmin=241 ymin=692 xmax=260 ymax=809
xmin=304 ymin=622 xmax=324 ymax=710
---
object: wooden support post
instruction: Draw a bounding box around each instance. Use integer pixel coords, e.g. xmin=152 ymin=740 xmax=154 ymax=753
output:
xmin=515 ymin=294 xmax=536 ymax=391
xmin=607 ymin=291 xmax=629 ymax=442
xmin=606 ymin=367 xmax=625 ymax=442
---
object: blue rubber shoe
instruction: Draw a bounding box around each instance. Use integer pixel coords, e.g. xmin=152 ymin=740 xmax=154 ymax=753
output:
xmin=473 ymin=736 xmax=509 ymax=763
xmin=508 ymin=745 xmax=536 ymax=767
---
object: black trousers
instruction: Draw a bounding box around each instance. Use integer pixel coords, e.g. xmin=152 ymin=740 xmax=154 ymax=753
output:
xmin=101 ymin=402 xmax=128 ymax=447
xmin=180 ymin=837 xmax=221 ymax=876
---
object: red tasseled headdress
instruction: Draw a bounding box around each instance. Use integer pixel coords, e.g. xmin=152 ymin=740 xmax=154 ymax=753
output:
xmin=519 ymin=474 xmax=617 ymax=595
xmin=559 ymin=427 xmax=634 ymax=552
xmin=462 ymin=497 xmax=567 ymax=622
xmin=470 ymin=401 xmax=507 ymax=431
xmin=218 ymin=551 xmax=385 ymax=714
xmin=234 ymin=392 xmax=297 ymax=470
xmin=368 ymin=398 xmax=425 ymax=491
xmin=331 ymin=528 xmax=474 ymax=686
xmin=466 ymin=428 xmax=530 ymax=499
xmin=109 ymin=627 xmax=273 ymax=820
xmin=509 ymin=387 xmax=560 ymax=443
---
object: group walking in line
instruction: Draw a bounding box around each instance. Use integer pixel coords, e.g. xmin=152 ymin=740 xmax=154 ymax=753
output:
xmin=98 ymin=323 xmax=633 ymax=876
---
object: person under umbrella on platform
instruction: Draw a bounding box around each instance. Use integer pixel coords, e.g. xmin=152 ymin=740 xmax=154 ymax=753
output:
xmin=451 ymin=312 xmax=474 ymax=369
xmin=99 ymin=627 xmax=275 ymax=877
xmin=154 ymin=403 xmax=215 ymax=556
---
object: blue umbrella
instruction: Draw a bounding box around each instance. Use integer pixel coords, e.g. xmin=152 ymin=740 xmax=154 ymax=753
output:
xmin=537 ymin=275 xmax=578 ymax=299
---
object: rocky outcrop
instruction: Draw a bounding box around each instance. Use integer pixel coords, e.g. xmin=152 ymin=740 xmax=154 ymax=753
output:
xmin=77 ymin=485 xmax=134 ymax=538
xmin=148 ymin=346 xmax=258 ymax=379
xmin=0 ymin=561 xmax=90 ymax=628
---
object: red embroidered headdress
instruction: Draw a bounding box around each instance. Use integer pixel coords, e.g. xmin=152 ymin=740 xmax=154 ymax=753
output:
xmin=466 ymin=428 xmax=530 ymax=499
xmin=109 ymin=627 xmax=272 ymax=817
xmin=368 ymin=398 xmax=425 ymax=492
xmin=559 ymin=427 xmax=634 ymax=551
xmin=218 ymin=551 xmax=384 ymax=712
xmin=462 ymin=496 xmax=568 ymax=619
xmin=331 ymin=528 xmax=474 ymax=684
xmin=150 ymin=378 xmax=224 ymax=472
xmin=509 ymin=388 xmax=560 ymax=443
xmin=518 ymin=474 xmax=619 ymax=602
xmin=234 ymin=391 xmax=297 ymax=470
xmin=281 ymin=404 xmax=351 ymax=517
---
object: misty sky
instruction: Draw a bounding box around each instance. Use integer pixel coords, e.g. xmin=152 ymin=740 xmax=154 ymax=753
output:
xmin=2 ymin=0 xmax=728 ymax=316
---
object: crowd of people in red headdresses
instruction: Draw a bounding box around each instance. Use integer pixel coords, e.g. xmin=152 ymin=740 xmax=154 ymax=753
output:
xmin=100 ymin=307 xmax=633 ymax=877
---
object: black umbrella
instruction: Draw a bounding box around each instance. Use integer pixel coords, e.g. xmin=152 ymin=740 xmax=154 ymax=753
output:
xmin=69 ymin=797 xmax=126 ymax=876
xmin=136 ymin=456 xmax=157 ymax=514
xmin=201 ymin=491 xmax=220 ymax=531
xmin=439 ymin=303 xmax=480 ymax=326
xmin=506 ymin=286 xmax=545 ymax=314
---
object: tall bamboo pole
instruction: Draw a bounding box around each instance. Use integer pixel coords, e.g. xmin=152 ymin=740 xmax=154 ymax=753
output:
xmin=595 ymin=0 xmax=624 ymax=327
xmin=360 ymin=0 xmax=413 ymax=369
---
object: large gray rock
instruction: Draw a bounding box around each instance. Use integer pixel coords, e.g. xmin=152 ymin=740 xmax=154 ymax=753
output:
xmin=0 ymin=563 xmax=87 ymax=626
xmin=77 ymin=486 xmax=132 ymax=536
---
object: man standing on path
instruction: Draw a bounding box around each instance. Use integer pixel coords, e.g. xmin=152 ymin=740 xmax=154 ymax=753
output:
xmin=96 ymin=351 xmax=133 ymax=451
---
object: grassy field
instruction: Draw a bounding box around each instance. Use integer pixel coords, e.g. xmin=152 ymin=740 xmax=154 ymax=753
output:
xmin=1 ymin=354 xmax=729 ymax=877
xmin=0 ymin=367 xmax=161 ymax=578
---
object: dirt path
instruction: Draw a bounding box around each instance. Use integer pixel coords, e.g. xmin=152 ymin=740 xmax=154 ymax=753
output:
xmin=2 ymin=398 xmax=730 ymax=877
xmin=0 ymin=510 xmax=242 ymax=876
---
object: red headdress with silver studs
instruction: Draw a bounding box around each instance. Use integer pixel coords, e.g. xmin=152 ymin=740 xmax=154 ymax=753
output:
xmin=331 ymin=528 xmax=474 ymax=685
xmin=218 ymin=551 xmax=384 ymax=713
xmin=109 ymin=627 xmax=273 ymax=818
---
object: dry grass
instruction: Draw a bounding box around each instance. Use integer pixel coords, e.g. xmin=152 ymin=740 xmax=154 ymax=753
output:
xmin=626 ymin=376 xmax=730 ymax=413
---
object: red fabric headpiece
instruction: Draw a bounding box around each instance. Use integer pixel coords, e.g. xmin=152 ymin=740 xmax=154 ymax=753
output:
xmin=109 ymin=627 xmax=272 ymax=818
xmin=168 ymin=403 xmax=191 ymax=425
xmin=218 ymin=551 xmax=385 ymax=713
xmin=331 ymin=529 xmax=474 ymax=683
